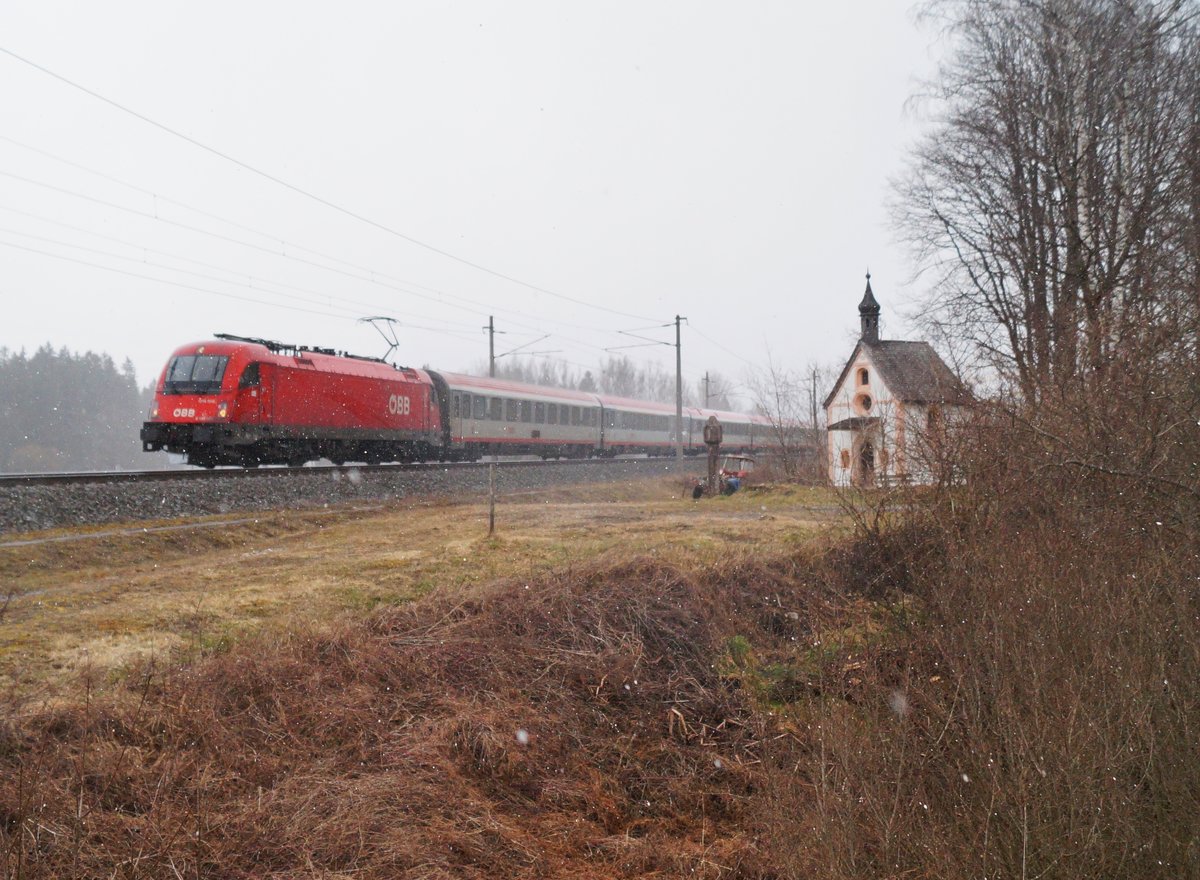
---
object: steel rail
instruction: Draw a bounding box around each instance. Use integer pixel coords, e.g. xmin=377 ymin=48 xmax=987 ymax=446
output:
xmin=0 ymin=456 xmax=686 ymax=487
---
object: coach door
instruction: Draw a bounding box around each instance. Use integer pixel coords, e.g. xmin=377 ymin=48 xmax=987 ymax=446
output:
xmin=453 ymin=391 xmax=468 ymax=441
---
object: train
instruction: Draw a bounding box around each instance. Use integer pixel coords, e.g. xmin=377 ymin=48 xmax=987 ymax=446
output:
xmin=140 ymin=334 xmax=778 ymax=467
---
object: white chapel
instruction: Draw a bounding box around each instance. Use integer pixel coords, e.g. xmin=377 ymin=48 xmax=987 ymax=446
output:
xmin=824 ymin=276 xmax=971 ymax=486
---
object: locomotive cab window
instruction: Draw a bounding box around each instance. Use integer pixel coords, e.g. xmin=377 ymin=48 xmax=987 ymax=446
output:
xmin=163 ymin=355 xmax=229 ymax=395
xmin=237 ymin=362 xmax=261 ymax=389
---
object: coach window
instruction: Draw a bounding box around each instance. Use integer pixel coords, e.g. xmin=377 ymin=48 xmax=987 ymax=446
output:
xmin=520 ymin=401 xmax=532 ymax=423
xmin=569 ymin=406 xmax=579 ymax=426
xmin=534 ymin=402 xmax=545 ymax=423
xmin=489 ymin=397 xmax=502 ymax=421
xmin=587 ymin=409 xmax=597 ymax=427
xmin=547 ymin=404 xmax=557 ymax=425
xmin=472 ymin=395 xmax=487 ymax=420
xmin=506 ymin=399 xmax=520 ymax=422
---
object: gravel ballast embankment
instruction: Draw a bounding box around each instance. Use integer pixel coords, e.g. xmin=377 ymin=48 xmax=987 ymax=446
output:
xmin=0 ymin=459 xmax=695 ymax=534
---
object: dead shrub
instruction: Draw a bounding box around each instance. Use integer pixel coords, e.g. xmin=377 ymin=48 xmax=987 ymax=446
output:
xmin=762 ymin=369 xmax=1200 ymax=878
xmin=0 ymin=550 xmax=840 ymax=879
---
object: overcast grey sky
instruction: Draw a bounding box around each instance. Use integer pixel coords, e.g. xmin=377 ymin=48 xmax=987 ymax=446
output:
xmin=0 ymin=2 xmax=940 ymax=401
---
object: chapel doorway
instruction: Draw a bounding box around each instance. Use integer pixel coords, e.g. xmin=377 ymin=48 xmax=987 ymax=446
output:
xmin=854 ymin=438 xmax=876 ymax=487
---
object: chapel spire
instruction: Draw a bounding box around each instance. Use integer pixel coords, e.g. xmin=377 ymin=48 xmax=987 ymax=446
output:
xmin=858 ymin=271 xmax=880 ymax=344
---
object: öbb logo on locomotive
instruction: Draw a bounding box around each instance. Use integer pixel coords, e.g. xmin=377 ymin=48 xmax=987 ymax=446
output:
xmin=140 ymin=333 xmax=776 ymax=468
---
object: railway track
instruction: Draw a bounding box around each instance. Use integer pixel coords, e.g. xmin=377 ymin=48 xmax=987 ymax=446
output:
xmin=0 ymin=457 xmax=668 ymax=487
xmin=0 ymin=457 xmax=695 ymax=534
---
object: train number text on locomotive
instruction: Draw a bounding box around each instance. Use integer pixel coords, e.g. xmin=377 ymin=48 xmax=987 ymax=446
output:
xmin=387 ymin=394 xmax=411 ymax=416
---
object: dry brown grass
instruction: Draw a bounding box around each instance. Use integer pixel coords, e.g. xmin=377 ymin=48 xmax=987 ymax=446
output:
xmin=0 ymin=479 xmax=841 ymax=700
xmin=0 ymin=521 xmax=864 ymax=878
xmin=7 ymin=424 xmax=1193 ymax=879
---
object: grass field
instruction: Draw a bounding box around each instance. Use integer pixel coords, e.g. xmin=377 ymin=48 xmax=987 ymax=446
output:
xmin=5 ymin=463 xmax=1192 ymax=878
xmin=0 ymin=478 xmax=843 ymax=701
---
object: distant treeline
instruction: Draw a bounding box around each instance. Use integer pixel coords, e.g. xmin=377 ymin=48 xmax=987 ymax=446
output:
xmin=0 ymin=345 xmax=156 ymax=473
xmin=482 ymin=354 xmax=737 ymax=410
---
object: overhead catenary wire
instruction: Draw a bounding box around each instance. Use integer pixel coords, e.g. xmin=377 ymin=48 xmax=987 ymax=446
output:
xmin=2 ymin=220 xmax=723 ymax=387
xmin=688 ymin=323 xmax=759 ymax=367
xmin=0 ymin=134 xmax=442 ymax=287
xmin=0 ymin=200 xmax=617 ymax=360
xmin=0 ymin=136 xmax=677 ymax=351
xmin=0 ymin=86 xmax=757 ymax=383
xmin=1 ymin=185 xmax=752 ymax=385
xmin=0 ymin=237 xmax=483 ymax=344
xmin=0 ymin=205 xmax=486 ymax=333
xmin=1 ymin=135 xmax=535 ymax=322
xmin=0 ymin=47 xmax=663 ymax=324
xmin=0 ymin=165 xmax=628 ymax=353
xmin=0 ymin=238 xmax=350 ymax=321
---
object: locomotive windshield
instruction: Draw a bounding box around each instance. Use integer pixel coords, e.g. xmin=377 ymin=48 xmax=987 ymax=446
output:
xmin=162 ymin=355 xmax=229 ymax=395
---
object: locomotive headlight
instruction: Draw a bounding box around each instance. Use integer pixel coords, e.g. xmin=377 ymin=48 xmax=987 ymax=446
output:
xmin=217 ymin=401 xmax=229 ymax=418
xmin=150 ymin=405 xmax=159 ymax=419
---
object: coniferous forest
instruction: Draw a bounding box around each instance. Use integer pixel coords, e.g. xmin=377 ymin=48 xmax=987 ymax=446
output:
xmin=0 ymin=345 xmax=156 ymax=473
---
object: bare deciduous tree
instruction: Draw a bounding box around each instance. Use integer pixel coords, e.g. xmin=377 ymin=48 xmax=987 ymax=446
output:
xmin=898 ymin=0 xmax=1200 ymax=401
xmin=746 ymin=355 xmax=829 ymax=481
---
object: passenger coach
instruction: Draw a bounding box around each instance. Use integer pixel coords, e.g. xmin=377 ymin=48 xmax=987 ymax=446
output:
xmin=437 ymin=372 xmax=602 ymax=459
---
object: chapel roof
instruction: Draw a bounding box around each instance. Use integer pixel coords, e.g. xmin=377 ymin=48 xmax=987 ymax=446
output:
xmin=822 ymin=277 xmax=972 ymax=410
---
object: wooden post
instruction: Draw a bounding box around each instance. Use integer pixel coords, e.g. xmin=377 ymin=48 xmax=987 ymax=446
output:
xmin=488 ymin=463 xmax=496 ymax=536
xmin=703 ymin=416 xmax=723 ymax=496
xmin=707 ymin=443 xmax=720 ymax=496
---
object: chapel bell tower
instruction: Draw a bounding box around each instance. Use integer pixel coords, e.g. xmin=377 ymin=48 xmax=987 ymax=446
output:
xmin=858 ymin=272 xmax=880 ymax=344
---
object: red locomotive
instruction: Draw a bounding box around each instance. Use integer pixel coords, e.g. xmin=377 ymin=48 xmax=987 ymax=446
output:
xmin=140 ymin=335 xmax=443 ymax=467
xmin=141 ymin=334 xmax=778 ymax=467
